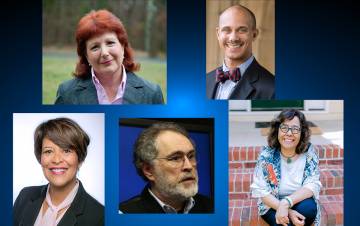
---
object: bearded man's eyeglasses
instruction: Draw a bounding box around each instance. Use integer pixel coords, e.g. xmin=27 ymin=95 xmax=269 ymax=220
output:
xmin=155 ymin=151 xmax=197 ymax=168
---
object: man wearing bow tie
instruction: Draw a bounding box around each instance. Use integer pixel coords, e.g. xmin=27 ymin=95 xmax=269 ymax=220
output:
xmin=206 ymin=4 xmax=275 ymax=100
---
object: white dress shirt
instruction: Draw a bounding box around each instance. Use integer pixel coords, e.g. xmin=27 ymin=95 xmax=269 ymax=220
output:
xmin=215 ymin=55 xmax=254 ymax=99
xmin=148 ymin=189 xmax=195 ymax=213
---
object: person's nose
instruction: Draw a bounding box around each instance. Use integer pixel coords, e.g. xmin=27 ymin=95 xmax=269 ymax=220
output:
xmin=229 ymin=30 xmax=238 ymax=42
xmin=182 ymin=156 xmax=193 ymax=171
xmin=52 ymin=151 xmax=63 ymax=164
xmin=285 ymin=128 xmax=293 ymax=135
xmin=100 ymin=45 xmax=110 ymax=58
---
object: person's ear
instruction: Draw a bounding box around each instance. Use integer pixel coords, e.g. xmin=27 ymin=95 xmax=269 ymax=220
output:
xmin=252 ymin=28 xmax=259 ymax=40
xmin=142 ymin=163 xmax=155 ymax=182
xmin=78 ymin=161 xmax=83 ymax=171
xmin=216 ymin=27 xmax=221 ymax=40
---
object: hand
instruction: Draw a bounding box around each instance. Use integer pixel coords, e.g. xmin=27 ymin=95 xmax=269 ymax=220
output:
xmin=289 ymin=209 xmax=306 ymax=226
xmin=275 ymin=200 xmax=290 ymax=226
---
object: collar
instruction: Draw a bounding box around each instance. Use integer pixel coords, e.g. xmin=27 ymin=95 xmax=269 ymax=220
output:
xmin=45 ymin=181 xmax=79 ymax=211
xmin=148 ymin=188 xmax=195 ymax=214
xmin=23 ymin=180 xmax=88 ymax=226
xmin=34 ymin=181 xmax=79 ymax=226
xmin=222 ymin=55 xmax=254 ymax=75
xmin=90 ymin=65 xmax=127 ymax=104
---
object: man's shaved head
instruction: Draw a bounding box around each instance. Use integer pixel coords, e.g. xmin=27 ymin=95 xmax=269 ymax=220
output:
xmin=219 ymin=5 xmax=257 ymax=30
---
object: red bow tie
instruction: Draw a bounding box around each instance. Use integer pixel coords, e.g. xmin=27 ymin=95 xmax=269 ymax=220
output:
xmin=215 ymin=67 xmax=241 ymax=83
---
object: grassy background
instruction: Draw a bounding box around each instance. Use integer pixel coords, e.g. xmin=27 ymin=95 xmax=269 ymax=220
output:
xmin=42 ymin=51 xmax=167 ymax=104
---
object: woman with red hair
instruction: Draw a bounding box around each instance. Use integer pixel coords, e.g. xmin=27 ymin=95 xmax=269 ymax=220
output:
xmin=55 ymin=9 xmax=164 ymax=104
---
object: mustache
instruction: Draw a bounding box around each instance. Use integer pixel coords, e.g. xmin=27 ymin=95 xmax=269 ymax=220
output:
xmin=179 ymin=174 xmax=198 ymax=182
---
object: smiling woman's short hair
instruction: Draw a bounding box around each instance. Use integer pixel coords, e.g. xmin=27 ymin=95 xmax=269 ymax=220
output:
xmin=74 ymin=9 xmax=139 ymax=78
xmin=34 ymin=118 xmax=90 ymax=163
xmin=267 ymin=109 xmax=311 ymax=154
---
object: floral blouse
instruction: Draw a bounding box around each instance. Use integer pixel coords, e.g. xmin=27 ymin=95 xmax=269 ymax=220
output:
xmin=250 ymin=144 xmax=322 ymax=226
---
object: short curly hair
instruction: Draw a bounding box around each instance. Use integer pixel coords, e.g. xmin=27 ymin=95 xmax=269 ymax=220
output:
xmin=133 ymin=122 xmax=195 ymax=181
xmin=267 ymin=109 xmax=311 ymax=154
xmin=34 ymin=118 xmax=90 ymax=163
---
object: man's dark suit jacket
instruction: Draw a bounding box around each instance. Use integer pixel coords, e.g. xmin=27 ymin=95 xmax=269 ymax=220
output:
xmin=119 ymin=186 xmax=213 ymax=213
xmin=206 ymin=59 xmax=275 ymax=100
xmin=13 ymin=181 xmax=104 ymax=226
xmin=55 ymin=71 xmax=164 ymax=104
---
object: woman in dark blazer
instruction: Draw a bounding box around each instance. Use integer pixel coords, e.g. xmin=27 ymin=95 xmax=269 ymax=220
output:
xmin=55 ymin=9 xmax=164 ymax=105
xmin=13 ymin=118 xmax=104 ymax=226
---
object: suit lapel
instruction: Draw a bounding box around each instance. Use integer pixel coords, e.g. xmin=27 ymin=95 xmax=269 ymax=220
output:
xmin=142 ymin=187 xmax=166 ymax=213
xmin=229 ymin=59 xmax=260 ymax=99
xmin=123 ymin=72 xmax=144 ymax=104
xmin=58 ymin=182 xmax=86 ymax=226
xmin=20 ymin=186 xmax=47 ymax=226
xmin=73 ymin=73 xmax=147 ymax=104
xmin=74 ymin=78 xmax=98 ymax=104
xmin=229 ymin=78 xmax=255 ymax=99
xmin=206 ymin=69 xmax=219 ymax=99
xmin=57 ymin=212 xmax=77 ymax=226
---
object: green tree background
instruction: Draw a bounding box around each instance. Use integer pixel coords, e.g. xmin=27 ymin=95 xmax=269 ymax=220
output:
xmin=43 ymin=0 xmax=167 ymax=104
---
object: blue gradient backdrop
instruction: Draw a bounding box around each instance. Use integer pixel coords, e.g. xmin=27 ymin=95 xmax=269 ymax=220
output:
xmin=1 ymin=0 xmax=359 ymax=225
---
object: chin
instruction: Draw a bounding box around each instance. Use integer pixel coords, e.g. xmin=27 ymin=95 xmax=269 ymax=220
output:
xmin=281 ymin=144 xmax=297 ymax=150
xmin=226 ymin=50 xmax=243 ymax=58
xmin=177 ymin=183 xmax=198 ymax=199
xmin=49 ymin=181 xmax=68 ymax=188
xmin=226 ymin=53 xmax=247 ymax=62
xmin=47 ymin=177 xmax=75 ymax=189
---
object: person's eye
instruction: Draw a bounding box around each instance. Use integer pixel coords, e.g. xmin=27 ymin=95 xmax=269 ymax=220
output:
xmin=168 ymin=155 xmax=182 ymax=162
xmin=42 ymin=149 xmax=52 ymax=154
xmin=90 ymin=45 xmax=99 ymax=51
xmin=187 ymin=153 xmax=196 ymax=160
xmin=221 ymin=27 xmax=231 ymax=33
xmin=63 ymin=149 xmax=72 ymax=154
xmin=107 ymin=41 xmax=115 ymax=46
xmin=238 ymin=27 xmax=248 ymax=33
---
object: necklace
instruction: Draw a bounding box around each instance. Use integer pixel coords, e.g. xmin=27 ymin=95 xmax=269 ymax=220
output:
xmin=280 ymin=151 xmax=297 ymax=163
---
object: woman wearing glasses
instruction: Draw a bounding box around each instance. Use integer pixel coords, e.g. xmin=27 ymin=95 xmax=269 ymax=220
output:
xmin=250 ymin=109 xmax=322 ymax=226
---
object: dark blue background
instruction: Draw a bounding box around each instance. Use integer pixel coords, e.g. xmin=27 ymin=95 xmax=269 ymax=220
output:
xmin=1 ymin=0 xmax=359 ymax=225
xmin=118 ymin=125 xmax=212 ymax=203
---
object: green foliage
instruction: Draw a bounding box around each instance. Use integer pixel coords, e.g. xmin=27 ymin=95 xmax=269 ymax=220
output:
xmin=42 ymin=54 xmax=76 ymax=104
xmin=137 ymin=60 xmax=167 ymax=102
xmin=42 ymin=53 xmax=167 ymax=104
xmin=43 ymin=0 xmax=167 ymax=55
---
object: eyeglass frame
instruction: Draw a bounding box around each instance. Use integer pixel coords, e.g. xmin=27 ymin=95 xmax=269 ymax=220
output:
xmin=279 ymin=123 xmax=301 ymax=134
xmin=154 ymin=150 xmax=198 ymax=167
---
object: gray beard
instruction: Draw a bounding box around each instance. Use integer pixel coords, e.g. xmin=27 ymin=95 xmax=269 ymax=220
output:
xmin=153 ymin=169 xmax=199 ymax=201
